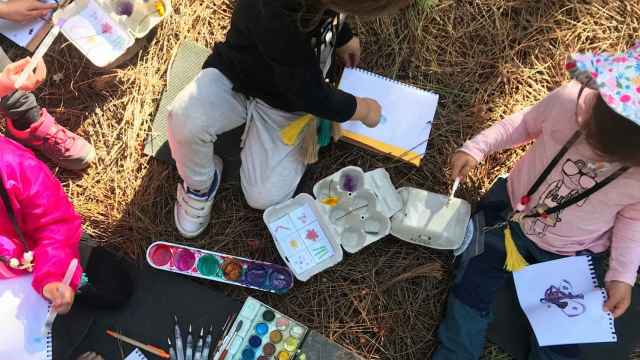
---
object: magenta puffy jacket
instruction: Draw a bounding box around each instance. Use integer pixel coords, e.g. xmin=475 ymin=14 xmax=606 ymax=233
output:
xmin=0 ymin=136 xmax=82 ymax=295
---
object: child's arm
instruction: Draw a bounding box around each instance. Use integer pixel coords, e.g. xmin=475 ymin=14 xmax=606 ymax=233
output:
xmin=605 ymin=202 xmax=640 ymax=286
xmin=458 ymin=84 xmax=572 ymax=163
xmin=6 ymin=150 xmax=83 ymax=296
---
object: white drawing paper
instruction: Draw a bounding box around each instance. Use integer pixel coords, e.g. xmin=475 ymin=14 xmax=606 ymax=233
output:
xmin=513 ymin=256 xmax=617 ymax=346
xmin=0 ymin=1 xmax=56 ymax=48
xmin=0 ymin=275 xmax=52 ymax=360
xmin=338 ymin=68 xmax=438 ymax=158
xmin=268 ymin=204 xmax=335 ymax=274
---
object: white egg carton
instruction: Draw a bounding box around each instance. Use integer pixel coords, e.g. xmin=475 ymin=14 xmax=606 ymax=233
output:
xmin=265 ymin=166 xmax=472 ymax=281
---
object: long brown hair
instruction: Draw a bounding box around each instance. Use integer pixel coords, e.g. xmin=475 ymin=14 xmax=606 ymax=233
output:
xmin=583 ymin=94 xmax=640 ymax=167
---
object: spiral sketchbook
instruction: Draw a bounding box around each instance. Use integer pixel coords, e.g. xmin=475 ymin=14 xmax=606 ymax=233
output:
xmin=513 ymin=256 xmax=617 ymax=346
xmin=338 ymin=68 xmax=439 ymax=167
xmin=0 ymin=275 xmax=52 ymax=360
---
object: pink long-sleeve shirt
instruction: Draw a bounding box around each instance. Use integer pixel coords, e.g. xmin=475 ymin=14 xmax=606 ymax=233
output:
xmin=460 ymin=81 xmax=640 ymax=286
xmin=0 ymin=136 xmax=83 ymax=295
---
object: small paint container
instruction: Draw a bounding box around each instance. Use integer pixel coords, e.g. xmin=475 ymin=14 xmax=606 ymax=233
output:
xmin=262 ymin=343 xmax=276 ymax=356
xmin=222 ymin=258 xmax=244 ymax=281
xmin=284 ymin=337 xmax=298 ymax=352
xmin=249 ymin=335 xmax=262 ymax=348
xmin=148 ymin=243 xmax=172 ymax=267
xmin=338 ymin=168 xmax=364 ymax=193
xmin=196 ymin=254 xmax=220 ymax=277
xmin=246 ymin=263 xmax=268 ymax=287
xmin=269 ymin=269 xmax=294 ymax=293
xmin=262 ymin=310 xmax=275 ymax=322
xmin=269 ymin=330 xmax=283 ymax=344
xmin=276 ymin=317 xmax=290 ymax=331
xmin=277 ymin=350 xmax=290 ymax=360
xmin=174 ymin=248 xmax=196 ymax=272
xmin=255 ymin=323 xmax=269 ymax=336
xmin=258 ymin=356 xmax=271 ymax=360
xmin=242 ymin=347 xmax=256 ymax=360
xmin=289 ymin=325 xmax=305 ymax=339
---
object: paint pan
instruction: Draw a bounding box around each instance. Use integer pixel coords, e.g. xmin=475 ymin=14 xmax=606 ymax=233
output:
xmin=212 ymin=297 xmax=308 ymax=360
xmin=146 ymin=241 xmax=294 ymax=294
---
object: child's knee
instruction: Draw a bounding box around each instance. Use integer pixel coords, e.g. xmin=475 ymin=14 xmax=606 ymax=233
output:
xmin=168 ymin=98 xmax=205 ymax=143
xmin=243 ymin=189 xmax=285 ymax=210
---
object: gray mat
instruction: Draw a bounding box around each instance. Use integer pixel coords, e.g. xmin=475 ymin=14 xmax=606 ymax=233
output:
xmin=144 ymin=40 xmax=212 ymax=162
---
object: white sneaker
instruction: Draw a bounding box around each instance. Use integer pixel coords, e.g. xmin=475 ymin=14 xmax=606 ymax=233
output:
xmin=174 ymin=157 xmax=223 ymax=238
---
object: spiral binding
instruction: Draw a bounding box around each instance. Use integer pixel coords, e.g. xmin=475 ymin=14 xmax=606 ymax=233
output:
xmin=351 ymin=68 xmax=429 ymax=94
xmin=588 ymin=256 xmax=617 ymax=342
xmin=43 ymin=303 xmax=53 ymax=360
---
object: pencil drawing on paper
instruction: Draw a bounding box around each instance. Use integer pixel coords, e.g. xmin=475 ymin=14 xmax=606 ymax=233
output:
xmin=540 ymin=279 xmax=586 ymax=318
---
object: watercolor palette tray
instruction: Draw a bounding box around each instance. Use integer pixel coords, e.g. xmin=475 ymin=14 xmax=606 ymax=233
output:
xmin=146 ymin=242 xmax=294 ymax=294
xmin=214 ymin=297 xmax=308 ymax=360
xmin=265 ymin=166 xmax=472 ymax=281
xmin=55 ymin=0 xmax=171 ymax=67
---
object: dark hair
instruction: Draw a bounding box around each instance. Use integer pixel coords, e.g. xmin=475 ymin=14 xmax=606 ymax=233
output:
xmin=583 ymin=94 xmax=640 ymax=167
xmin=298 ymin=0 xmax=412 ymax=30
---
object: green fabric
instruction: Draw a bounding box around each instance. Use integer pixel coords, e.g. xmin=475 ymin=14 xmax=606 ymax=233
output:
xmin=317 ymin=118 xmax=333 ymax=148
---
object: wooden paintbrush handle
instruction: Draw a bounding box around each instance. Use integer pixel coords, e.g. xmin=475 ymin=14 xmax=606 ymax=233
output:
xmin=218 ymin=349 xmax=229 ymax=360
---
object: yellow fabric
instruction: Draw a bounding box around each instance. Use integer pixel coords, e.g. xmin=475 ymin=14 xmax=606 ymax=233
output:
xmin=280 ymin=114 xmax=314 ymax=146
xmin=340 ymin=129 xmax=423 ymax=167
xmin=503 ymin=227 xmax=529 ymax=272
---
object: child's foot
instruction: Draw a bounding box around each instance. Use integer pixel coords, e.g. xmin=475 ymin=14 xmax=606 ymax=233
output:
xmin=6 ymin=109 xmax=96 ymax=170
xmin=175 ymin=157 xmax=223 ymax=238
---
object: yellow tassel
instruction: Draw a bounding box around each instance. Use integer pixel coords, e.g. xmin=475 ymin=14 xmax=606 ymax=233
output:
xmin=503 ymin=227 xmax=529 ymax=272
xmin=331 ymin=122 xmax=342 ymax=142
xmin=302 ymin=118 xmax=319 ymax=164
xmin=280 ymin=114 xmax=314 ymax=146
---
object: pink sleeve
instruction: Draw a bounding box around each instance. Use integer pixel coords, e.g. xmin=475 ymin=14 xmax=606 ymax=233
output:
xmin=458 ymin=88 xmax=562 ymax=162
xmin=16 ymin=158 xmax=83 ymax=295
xmin=605 ymin=202 xmax=640 ymax=286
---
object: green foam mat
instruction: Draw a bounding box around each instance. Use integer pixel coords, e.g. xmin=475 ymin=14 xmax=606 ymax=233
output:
xmin=144 ymin=40 xmax=212 ymax=161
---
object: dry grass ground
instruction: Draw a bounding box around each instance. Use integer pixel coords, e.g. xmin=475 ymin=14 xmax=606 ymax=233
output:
xmin=5 ymin=0 xmax=639 ymax=359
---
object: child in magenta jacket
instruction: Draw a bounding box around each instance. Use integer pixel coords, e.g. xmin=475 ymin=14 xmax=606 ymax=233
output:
xmin=0 ymin=58 xmax=82 ymax=315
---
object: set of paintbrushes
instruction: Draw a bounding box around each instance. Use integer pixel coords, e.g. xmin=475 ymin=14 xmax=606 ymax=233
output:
xmin=169 ymin=316 xmax=216 ymax=360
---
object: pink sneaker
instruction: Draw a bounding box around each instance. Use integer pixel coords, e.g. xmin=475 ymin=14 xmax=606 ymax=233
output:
xmin=7 ymin=110 xmax=96 ymax=170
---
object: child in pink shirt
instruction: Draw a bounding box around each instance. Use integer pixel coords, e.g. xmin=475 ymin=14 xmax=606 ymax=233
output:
xmin=434 ymin=44 xmax=640 ymax=359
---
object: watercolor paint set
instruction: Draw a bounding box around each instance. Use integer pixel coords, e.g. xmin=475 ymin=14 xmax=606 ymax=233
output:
xmin=54 ymin=0 xmax=171 ymax=67
xmin=213 ymin=297 xmax=308 ymax=360
xmin=264 ymin=166 xmax=472 ymax=281
xmin=146 ymin=242 xmax=294 ymax=294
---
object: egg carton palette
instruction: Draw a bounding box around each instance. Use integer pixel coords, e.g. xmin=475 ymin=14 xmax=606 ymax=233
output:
xmin=214 ymin=297 xmax=309 ymax=360
xmin=146 ymin=242 xmax=294 ymax=294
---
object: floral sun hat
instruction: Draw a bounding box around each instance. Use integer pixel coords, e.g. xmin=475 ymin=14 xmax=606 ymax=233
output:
xmin=566 ymin=42 xmax=640 ymax=126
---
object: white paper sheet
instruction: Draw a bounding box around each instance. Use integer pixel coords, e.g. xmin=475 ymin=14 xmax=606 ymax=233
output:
xmin=513 ymin=256 xmax=617 ymax=346
xmin=0 ymin=275 xmax=52 ymax=360
xmin=125 ymin=348 xmax=148 ymax=360
xmin=0 ymin=1 xmax=56 ymax=48
xmin=338 ymin=68 xmax=438 ymax=158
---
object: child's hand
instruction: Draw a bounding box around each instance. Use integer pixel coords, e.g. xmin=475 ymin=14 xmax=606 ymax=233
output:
xmin=353 ymin=97 xmax=381 ymax=128
xmin=336 ymin=37 xmax=361 ymax=68
xmin=604 ymin=280 xmax=632 ymax=318
xmin=0 ymin=0 xmax=57 ymax=23
xmin=0 ymin=57 xmax=46 ymax=95
xmin=43 ymin=282 xmax=75 ymax=314
xmin=450 ymin=151 xmax=479 ymax=181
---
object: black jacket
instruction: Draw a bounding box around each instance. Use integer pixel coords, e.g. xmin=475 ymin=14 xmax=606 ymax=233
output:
xmin=203 ymin=0 xmax=357 ymax=122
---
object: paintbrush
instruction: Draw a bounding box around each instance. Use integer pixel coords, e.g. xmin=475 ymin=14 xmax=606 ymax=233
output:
xmin=448 ymin=177 xmax=461 ymax=205
xmin=185 ymin=324 xmax=193 ymax=360
xmin=15 ymin=19 xmax=62 ymax=88
xmin=200 ymin=325 xmax=214 ymax=360
xmin=42 ymin=258 xmax=78 ymax=335
xmin=174 ymin=315 xmax=185 ymax=360
xmin=212 ymin=314 xmax=233 ymax=356
xmin=193 ymin=328 xmax=204 ymax=360
xmin=168 ymin=338 xmax=177 ymax=360
xmin=106 ymin=330 xmax=170 ymax=359
xmin=218 ymin=320 xmax=243 ymax=360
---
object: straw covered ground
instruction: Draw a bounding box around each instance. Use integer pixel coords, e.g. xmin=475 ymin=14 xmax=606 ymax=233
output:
xmin=4 ymin=0 xmax=640 ymax=359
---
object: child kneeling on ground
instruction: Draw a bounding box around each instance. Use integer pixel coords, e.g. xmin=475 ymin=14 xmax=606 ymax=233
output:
xmin=434 ymin=44 xmax=640 ymax=360
xmin=167 ymin=0 xmax=413 ymax=238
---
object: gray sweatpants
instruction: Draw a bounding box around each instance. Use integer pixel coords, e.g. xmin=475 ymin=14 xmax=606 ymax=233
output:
xmin=0 ymin=47 xmax=41 ymax=129
xmin=167 ymin=68 xmax=307 ymax=210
